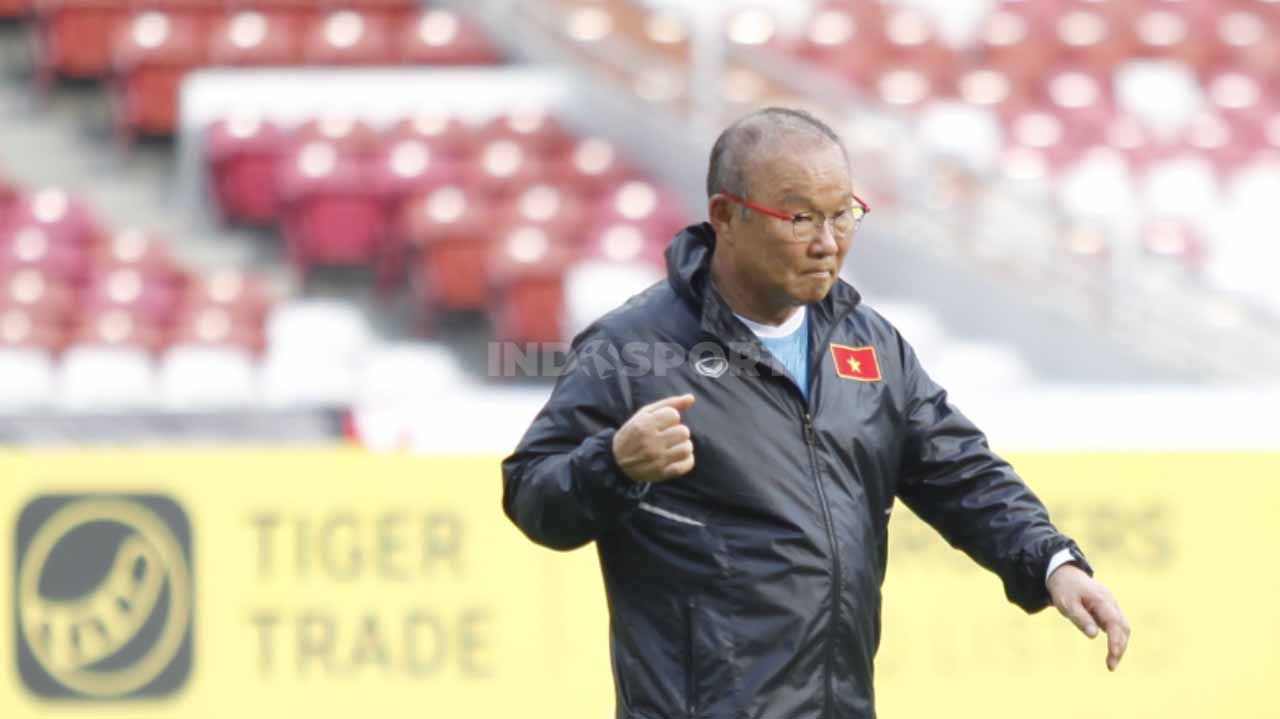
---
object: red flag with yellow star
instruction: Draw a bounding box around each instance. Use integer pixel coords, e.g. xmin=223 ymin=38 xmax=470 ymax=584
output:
xmin=830 ymin=344 xmax=881 ymax=382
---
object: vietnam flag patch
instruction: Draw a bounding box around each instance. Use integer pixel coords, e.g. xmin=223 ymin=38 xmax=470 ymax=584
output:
xmin=830 ymin=344 xmax=881 ymax=382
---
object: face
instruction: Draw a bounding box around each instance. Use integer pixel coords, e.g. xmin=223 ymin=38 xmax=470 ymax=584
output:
xmin=710 ymin=140 xmax=855 ymax=316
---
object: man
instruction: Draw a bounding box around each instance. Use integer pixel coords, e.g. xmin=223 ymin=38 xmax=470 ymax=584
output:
xmin=502 ymin=107 xmax=1129 ymax=719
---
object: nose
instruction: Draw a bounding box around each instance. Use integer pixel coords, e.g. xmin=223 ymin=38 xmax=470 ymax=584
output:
xmin=810 ymin=220 xmax=839 ymax=256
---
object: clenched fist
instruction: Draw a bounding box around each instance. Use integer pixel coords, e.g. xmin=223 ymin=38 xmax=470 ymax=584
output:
xmin=612 ymin=394 xmax=696 ymax=484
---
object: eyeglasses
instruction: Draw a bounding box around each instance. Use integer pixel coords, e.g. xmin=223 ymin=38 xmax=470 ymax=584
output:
xmin=723 ymin=192 xmax=870 ymax=244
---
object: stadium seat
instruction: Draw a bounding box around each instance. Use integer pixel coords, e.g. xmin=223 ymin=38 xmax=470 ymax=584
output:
xmin=0 ymin=348 xmax=55 ymax=411
xmin=580 ymin=221 xmax=667 ymax=267
xmin=562 ymin=257 xmax=663 ymax=340
xmin=487 ymin=225 xmax=575 ymax=344
xmin=80 ymin=266 xmax=178 ymax=327
xmin=57 ymin=344 xmax=158 ymax=411
xmin=1139 ymin=217 xmax=1207 ymax=266
xmin=70 ymin=306 xmax=165 ymax=352
xmin=385 ymin=113 xmax=478 ymax=160
xmin=258 ymin=346 xmax=357 ymax=407
xmin=276 ymin=140 xmax=388 ymax=274
xmin=34 ymin=0 xmax=133 ymax=82
xmin=111 ymin=10 xmax=209 ymax=138
xmin=545 ymin=137 xmax=635 ymax=198
xmin=205 ymin=114 xmax=288 ymax=224
xmin=0 ymin=225 xmax=90 ymax=282
xmin=477 ymin=110 xmax=575 ymax=157
xmin=265 ymin=298 xmax=372 ymax=364
xmin=301 ymin=9 xmax=394 ymax=66
xmin=0 ymin=267 xmax=78 ymax=326
xmin=1216 ymin=9 xmax=1280 ymax=78
xmin=787 ymin=4 xmax=887 ymax=87
xmin=208 ymin=10 xmax=301 ymax=67
xmin=497 ymin=183 xmax=585 ymax=245
xmin=372 ymin=136 xmax=460 ymax=209
xmin=6 ymin=187 xmax=101 ymax=247
xmin=462 ymin=139 xmax=549 ymax=200
xmin=0 ymin=306 xmax=64 ymax=352
xmin=404 ymin=185 xmax=495 ymax=312
xmin=158 ymin=344 xmax=259 ymax=409
xmin=0 ymin=0 xmax=32 ymax=21
xmin=356 ymin=342 xmax=466 ymax=407
xmin=169 ymin=305 xmax=265 ymax=353
xmin=1053 ymin=8 xmax=1136 ymax=75
xmin=93 ymin=226 xmax=181 ymax=282
xmin=928 ymin=340 xmax=1034 ymax=392
xmin=395 ymin=7 xmax=502 ymax=65
xmin=592 ymin=179 xmax=688 ymax=238
xmin=180 ymin=269 xmax=272 ymax=323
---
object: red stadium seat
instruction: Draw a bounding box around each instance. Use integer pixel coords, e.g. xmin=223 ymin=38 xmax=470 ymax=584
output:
xmin=976 ymin=7 xmax=1057 ymax=86
xmin=1215 ymin=10 xmax=1280 ymax=79
xmin=301 ymin=9 xmax=394 ymax=66
xmin=477 ymin=109 xmax=575 ymax=157
xmin=545 ymin=137 xmax=636 ymax=199
xmin=592 ymin=179 xmax=688 ymax=239
xmin=6 ymin=187 xmax=101 ymax=247
xmin=208 ymin=10 xmax=300 ymax=67
xmin=0 ymin=0 xmax=33 ymax=21
xmin=1140 ymin=217 xmax=1208 ymax=267
xmin=276 ymin=140 xmax=389 ymax=274
xmin=0 ymin=268 xmax=77 ymax=326
xmin=403 ymin=185 xmax=495 ymax=313
xmin=787 ymin=4 xmax=887 ymax=88
xmin=205 ymin=114 xmax=288 ymax=224
xmin=0 ymin=306 xmax=65 ymax=352
xmin=0 ymin=225 xmax=90 ymax=282
xmin=111 ymin=10 xmax=209 ymax=137
xmin=336 ymin=0 xmax=419 ymax=25
xmin=169 ymin=305 xmax=265 ymax=353
xmin=385 ymin=113 xmax=479 ymax=160
xmin=581 ymin=221 xmax=667 ymax=267
xmin=1132 ymin=7 xmax=1214 ymax=66
xmin=877 ymin=8 xmax=957 ymax=94
xmin=69 ymin=306 xmax=165 ymax=353
xmin=1053 ymin=8 xmax=1135 ymax=75
xmin=372 ymin=136 xmax=461 ymax=208
xmin=180 ymin=269 xmax=272 ymax=324
xmin=80 ymin=266 xmax=179 ymax=327
xmin=496 ymin=183 xmax=585 ymax=244
xmin=34 ymin=0 xmax=132 ymax=82
xmin=290 ymin=115 xmax=382 ymax=157
xmin=92 ymin=226 xmax=183 ymax=284
xmin=487 ymin=224 xmax=575 ymax=344
xmin=395 ymin=8 xmax=502 ymax=65
xmin=462 ymin=139 xmax=549 ymax=200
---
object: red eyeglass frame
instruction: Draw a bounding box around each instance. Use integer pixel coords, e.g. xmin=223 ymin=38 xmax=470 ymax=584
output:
xmin=721 ymin=192 xmax=871 ymax=223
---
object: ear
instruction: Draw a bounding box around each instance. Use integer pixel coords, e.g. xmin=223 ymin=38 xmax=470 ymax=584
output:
xmin=708 ymin=194 xmax=736 ymax=244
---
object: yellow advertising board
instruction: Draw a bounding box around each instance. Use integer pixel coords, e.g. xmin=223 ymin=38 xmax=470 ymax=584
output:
xmin=0 ymin=451 xmax=1276 ymax=718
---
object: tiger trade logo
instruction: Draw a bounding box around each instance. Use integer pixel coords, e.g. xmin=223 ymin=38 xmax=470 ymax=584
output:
xmin=14 ymin=495 xmax=194 ymax=699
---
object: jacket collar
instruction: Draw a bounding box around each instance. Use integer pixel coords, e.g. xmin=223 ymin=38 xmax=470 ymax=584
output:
xmin=664 ymin=222 xmax=862 ymax=348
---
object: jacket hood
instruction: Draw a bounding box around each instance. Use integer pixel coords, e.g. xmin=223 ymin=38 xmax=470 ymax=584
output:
xmin=664 ymin=222 xmax=862 ymax=335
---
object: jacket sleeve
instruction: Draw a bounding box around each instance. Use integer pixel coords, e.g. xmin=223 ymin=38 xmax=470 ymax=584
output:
xmin=501 ymin=328 xmax=649 ymax=551
xmin=893 ymin=335 xmax=1091 ymax=613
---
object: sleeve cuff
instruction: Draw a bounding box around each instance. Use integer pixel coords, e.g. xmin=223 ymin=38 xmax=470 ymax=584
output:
xmin=1044 ymin=548 xmax=1076 ymax=585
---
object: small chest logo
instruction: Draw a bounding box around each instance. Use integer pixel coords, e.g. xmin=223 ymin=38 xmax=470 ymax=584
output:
xmin=830 ymin=344 xmax=882 ymax=382
xmin=694 ymin=356 xmax=729 ymax=378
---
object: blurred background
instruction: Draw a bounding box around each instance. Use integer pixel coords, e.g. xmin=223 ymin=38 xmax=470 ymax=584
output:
xmin=0 ymin=0 xmax=1276 ymax=717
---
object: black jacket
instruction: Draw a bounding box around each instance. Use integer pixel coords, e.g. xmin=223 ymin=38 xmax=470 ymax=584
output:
xmin=502 ymin=223 xmax=1089 ymax=719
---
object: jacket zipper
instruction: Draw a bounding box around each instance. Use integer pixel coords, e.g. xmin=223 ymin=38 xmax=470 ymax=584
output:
xmin=803 ymin=411 xmax=840 ymax=719
xmin=685 ymin=596 xmax=698 ymax=718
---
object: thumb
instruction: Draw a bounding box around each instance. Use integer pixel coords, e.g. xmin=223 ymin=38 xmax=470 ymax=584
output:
xmin=646 ymin=393 xmax=696 ymax=413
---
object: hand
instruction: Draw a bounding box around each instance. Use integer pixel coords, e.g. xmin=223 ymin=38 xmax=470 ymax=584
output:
xmin=612 ymin=394 xmax=696 ymax=483
xmin=1047 ymin=564 xmax=1131 ymax=672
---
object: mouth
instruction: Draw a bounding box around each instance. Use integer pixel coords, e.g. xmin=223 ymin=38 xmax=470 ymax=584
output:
xmin=803 ymin=269 xmax=834 ymax=277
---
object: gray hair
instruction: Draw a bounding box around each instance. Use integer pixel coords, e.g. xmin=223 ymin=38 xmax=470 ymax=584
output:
xmin=706 ymin=107 xmax=848 ymax=207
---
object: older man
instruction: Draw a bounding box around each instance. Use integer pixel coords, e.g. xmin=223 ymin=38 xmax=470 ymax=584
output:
xmin=502 ymin=107 xmax=1129 ymax=719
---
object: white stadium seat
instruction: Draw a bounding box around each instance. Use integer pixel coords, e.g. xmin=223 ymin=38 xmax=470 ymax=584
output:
xmin=357 ymin=343 xmax=467 ymax=407
xmin=158 ymin=345 xmax=259 ymax=410
xmin=0 ymin=348 xmax=56 ymax=411
xmin=58 ymin=346 xmax=158 ymax=412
